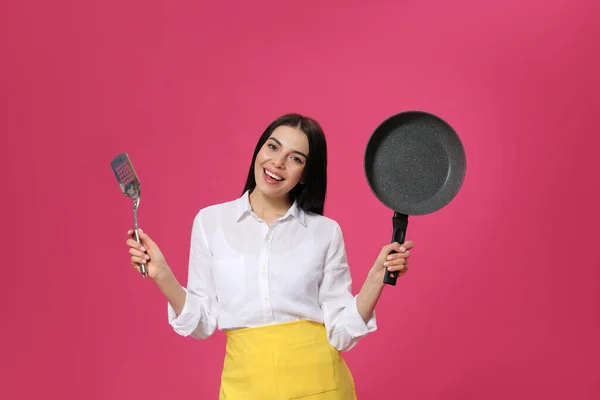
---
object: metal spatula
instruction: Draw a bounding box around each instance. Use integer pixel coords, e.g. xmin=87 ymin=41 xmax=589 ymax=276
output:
xmin=111 ymin=152 xmax=147 ymax=279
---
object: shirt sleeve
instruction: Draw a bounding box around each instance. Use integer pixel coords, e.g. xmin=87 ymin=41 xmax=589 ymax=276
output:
xmin=167 ymin=210 xmax=219 ymax=339
xmin=319 ymin=221 xmax=378 ymax=352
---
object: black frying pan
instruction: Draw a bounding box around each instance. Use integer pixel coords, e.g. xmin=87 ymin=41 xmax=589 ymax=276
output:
xmin=364 ymin=110 xmax=466 ymax=286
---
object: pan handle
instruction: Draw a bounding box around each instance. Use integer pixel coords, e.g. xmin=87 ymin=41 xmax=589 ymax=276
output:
xmin=383 ymin=212 xmax=408 ymax=286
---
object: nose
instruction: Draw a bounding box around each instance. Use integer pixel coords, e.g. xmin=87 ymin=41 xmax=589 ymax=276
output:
xmin=271 ymin=153 xmax=286 ymax=168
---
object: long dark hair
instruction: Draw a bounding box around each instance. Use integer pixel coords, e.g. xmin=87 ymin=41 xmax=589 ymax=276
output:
xmin=242 ymin=113 xmax=327 ymax=215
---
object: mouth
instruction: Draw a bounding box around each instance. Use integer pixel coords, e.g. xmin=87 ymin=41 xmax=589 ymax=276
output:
xmin=263 ymin=168 xmax=284 ymax=183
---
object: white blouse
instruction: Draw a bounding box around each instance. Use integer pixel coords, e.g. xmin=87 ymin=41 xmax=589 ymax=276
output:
xmin=167 ymin=191 xmax=377 ymax=352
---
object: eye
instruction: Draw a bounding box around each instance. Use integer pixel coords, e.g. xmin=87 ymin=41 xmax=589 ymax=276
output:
xmin=291 ymin=156 xmax=304 ymax=164
xmin=267 ymin=143 xmax=277 ymax=150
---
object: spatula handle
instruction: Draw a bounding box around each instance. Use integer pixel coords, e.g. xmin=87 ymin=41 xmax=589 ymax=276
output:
xmin=134 ymin=229 xmax=148 ymax=279
xmin=383 ymin=212 xmax=408 ymax=286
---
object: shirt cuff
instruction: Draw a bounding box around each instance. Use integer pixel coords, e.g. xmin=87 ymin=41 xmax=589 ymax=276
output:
xmin=343 ymin=295 xmax=378 ymax=338
xmin=167 ymin=287 xmax=202 ymax=337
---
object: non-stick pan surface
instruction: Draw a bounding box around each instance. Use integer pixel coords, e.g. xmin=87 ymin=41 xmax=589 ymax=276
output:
xmin=364 ymin=111 xmax=466 ymax=216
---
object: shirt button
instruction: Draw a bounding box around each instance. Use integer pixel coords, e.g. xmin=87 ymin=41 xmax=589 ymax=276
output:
xmin=263 ymin=296 xmax=269 ymax=301
xmin=266 ymin=235 xmax=270 ymax=241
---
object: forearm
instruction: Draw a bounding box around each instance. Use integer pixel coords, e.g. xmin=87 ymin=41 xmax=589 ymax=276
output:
xmin=153 ymin=266 xmax=187 ymax=316
xmin=356 ymin=269 xmax=385 ymax=323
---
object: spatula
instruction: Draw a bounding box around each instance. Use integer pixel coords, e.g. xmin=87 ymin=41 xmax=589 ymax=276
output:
xmin=110 ymin=152 xmax=147 ymax=279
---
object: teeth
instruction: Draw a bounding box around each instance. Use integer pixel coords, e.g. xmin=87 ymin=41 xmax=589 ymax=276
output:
xmin=265 ymin=169 xmax=283 ymax=181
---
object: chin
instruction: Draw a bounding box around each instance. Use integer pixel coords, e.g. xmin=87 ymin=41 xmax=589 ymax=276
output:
xmin=255 ymin=181 xmax=289 ymax=198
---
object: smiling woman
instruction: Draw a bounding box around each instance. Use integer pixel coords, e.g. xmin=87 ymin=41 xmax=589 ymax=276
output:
xmin=252 ymin=126 xmax=309 ymax=207
xmin=243 ymin=113 xmax=328 ymax=218
xmin=124 ymin=113 xmax=414 ymax=399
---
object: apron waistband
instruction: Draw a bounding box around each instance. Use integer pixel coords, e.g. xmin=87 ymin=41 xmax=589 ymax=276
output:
xmin=224 ymin=320 xmax=328 ymax=357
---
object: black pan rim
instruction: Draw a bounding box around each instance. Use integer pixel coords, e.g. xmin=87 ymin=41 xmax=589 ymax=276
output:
xmin=363 ymin=110 xmax=467 ymax=216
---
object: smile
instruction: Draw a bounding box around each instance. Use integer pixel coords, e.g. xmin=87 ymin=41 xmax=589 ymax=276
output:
xmin=264 ymin=168 xmax=283 ymax=181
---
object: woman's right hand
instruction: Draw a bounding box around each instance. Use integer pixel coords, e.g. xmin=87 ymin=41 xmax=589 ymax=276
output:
xmin=126 ymin=228 xmax=170 ymax=281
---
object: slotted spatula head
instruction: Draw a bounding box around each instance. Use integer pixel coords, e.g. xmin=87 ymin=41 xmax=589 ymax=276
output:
xmin=111 ymin=153 xmax=140 ymax=200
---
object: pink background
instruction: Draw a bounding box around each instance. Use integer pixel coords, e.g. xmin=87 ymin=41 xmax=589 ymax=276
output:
xmin=2 ymin=0 xmax=599 ymax=399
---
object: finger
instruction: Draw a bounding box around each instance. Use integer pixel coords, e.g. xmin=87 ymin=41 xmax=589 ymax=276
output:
xmin=401 ymin=241 xmax=414 ymax=250
xmin=137 ymin=229 xmax=155 ymax=246
xmin=131 ymin=256 xmax=146 ymax=265
xmin=387 ymin=264 xmax=407 ymax=272
xmin=388 ymin=264 xmax=408 ymax=273
xmin=380 ymin=242 xmax=402 ymax=257
xmin=392 ymin=241 xmax=414 ymax=253
xmin=126 ymin=239 xmax=146 ymax=252
xmin=128 ymin=229 xmax=142 ymax=241
xmin=386 ymin=251 xmax=410 ymax=261
xmin=384 ymin=257 xmax=406 ymax=268
xmin=129 ymin=248 xmax=150 ymax=260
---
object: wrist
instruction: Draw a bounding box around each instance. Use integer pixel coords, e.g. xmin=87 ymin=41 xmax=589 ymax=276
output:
xmin=367 ymin=267 xmax=385 ymax=290
xmin=152 ymin=264 xmax=173 ymax=285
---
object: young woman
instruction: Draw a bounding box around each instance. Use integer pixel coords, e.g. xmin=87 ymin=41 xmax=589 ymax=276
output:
xmin=126 ymin=113 xmax=414 ymax=399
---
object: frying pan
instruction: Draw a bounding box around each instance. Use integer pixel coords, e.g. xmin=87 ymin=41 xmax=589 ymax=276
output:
xmin=364 ymin=110 xmax=466 ymax=286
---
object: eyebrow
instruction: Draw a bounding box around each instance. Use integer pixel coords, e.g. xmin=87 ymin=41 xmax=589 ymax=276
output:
xmin=268 ymin=137 xmax=308 ymax=159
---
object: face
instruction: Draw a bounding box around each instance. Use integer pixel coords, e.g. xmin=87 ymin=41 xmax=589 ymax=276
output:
xmin=253 ymin=125 xmax=309 ymax=199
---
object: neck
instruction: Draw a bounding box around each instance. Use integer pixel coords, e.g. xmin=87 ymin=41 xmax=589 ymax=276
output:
xmin=248 ymin=189 xmax=292 ymax=220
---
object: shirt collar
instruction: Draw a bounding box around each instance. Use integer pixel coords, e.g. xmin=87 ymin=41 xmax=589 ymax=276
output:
xmin=235 ymin=190 xmax=306 ymax=226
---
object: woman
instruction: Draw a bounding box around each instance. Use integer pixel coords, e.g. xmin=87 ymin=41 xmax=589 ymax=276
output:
xmin=126 ymin=113 xmax=414 ymax=399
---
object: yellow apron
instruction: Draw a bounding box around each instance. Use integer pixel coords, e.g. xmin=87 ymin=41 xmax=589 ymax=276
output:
xmin=219 ymin=320 xmax=357 ymax=400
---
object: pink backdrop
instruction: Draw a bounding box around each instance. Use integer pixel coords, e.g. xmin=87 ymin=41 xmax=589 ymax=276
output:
xmin=2 ymin=0 xmax=599 ymax=398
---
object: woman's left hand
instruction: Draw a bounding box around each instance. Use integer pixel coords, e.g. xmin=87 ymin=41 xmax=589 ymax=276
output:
xmin=369 ymin=241 xmax=414 ymax=282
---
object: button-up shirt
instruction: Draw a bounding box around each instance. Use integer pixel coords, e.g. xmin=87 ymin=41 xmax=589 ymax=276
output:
xmin=167 ymin=191 xmax=377 ymax=351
